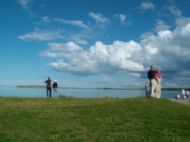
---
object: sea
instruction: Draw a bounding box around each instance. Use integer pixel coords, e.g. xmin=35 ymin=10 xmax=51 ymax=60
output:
xmin=0 ymin=86 xmax=179 ymax=99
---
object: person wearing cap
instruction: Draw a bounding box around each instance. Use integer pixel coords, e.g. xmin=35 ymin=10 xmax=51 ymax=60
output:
xmin=45 ymin=77 xmax=52 ymax=98
xmin=53 ymin=80 xmax=58 ymax=97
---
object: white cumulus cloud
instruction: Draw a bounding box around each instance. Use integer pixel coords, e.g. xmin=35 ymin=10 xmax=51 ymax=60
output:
xmin=43 ymin=41 xmax=98 ymax=74
xmin=42 ymin=40 xmax=146 ymax=75
xmin=41 ymin=16 xmax=190 ymax=86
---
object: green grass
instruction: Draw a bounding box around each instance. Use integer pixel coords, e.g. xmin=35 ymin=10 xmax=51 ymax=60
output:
xmin=0 ymin=97 xmax=190 ymax=142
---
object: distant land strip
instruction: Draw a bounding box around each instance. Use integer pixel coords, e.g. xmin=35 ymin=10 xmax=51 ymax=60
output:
xmin=16 ymin=85 xmax=190 ymax=91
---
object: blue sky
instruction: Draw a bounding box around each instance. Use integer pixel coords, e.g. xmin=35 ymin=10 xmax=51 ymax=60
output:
xmin=1 ymin=0 xmax=190 ymax=87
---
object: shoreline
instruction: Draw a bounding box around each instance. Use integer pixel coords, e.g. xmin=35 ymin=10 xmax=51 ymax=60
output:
xmin=16 ymin=85 xmax=190 ymax=91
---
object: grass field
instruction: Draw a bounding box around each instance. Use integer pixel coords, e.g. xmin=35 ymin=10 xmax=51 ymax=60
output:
xmin=0 ymin=97 xmax=190 ymax=142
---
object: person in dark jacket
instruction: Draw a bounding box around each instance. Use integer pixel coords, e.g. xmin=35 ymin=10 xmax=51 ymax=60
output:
xmin=45 ymin=77 xmax=52 ymax=98
xmin=147 ymin=65 xmax=158 ymax=98
xmin=53 ymin=80 xmax=58 ymax=97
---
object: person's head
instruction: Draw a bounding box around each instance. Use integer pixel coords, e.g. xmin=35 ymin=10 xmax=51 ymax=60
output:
xmin=151 ymin=65 xmax=159 ymax=71
xmin=150 ymin=65 xmax=156 ymax=70
xmin=54 ymin=80 xmax=57 ymax=82
xmin=48 ymin=77 xmax=51 ymax=80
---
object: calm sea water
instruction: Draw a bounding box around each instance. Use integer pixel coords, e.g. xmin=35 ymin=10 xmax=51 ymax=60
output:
xmin=0 ymin=86 xmax=179 ymax=99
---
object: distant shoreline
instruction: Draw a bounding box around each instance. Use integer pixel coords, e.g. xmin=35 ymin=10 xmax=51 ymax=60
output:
xmin=16 ymin=85 xmax=190 ymax=91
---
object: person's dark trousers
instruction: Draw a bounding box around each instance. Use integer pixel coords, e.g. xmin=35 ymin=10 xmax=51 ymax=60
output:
xmin=47 ymin=87 xmax=52 ymax=98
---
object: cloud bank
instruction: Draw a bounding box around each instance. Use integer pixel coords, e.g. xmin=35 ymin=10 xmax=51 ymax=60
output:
xmin=17 ymin=2 xmax=190 ymax=86
xmin=41 ymin=17 xmax=190 ymax=85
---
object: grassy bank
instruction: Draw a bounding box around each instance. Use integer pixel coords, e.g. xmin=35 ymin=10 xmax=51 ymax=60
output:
xmin=0 ymin=97 xmax=190 ymax=142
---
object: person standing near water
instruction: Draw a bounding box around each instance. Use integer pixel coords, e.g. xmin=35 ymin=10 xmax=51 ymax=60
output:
xmin=45 ymin=77 xmax=52 ymax=98
xmin=53 ymin=80 xmax=58 ymax=97
xmin=147 ymin=65 xmax=157 ymax=98
xmin=145 ymin=82 xmax=150 ymax=97
xmin=155 ymin=68 xmax=162 ymax=98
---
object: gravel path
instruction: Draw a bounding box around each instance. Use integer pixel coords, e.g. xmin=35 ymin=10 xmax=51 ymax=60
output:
xmin=170 ymin=99 xmax=190 ymax=105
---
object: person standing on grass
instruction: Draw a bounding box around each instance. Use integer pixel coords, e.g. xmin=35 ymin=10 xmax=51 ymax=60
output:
xmin=53 ymin=80 xmax=58 ymax=97
xmin=145 ymin=82 xmax=150 ymax=97
xmin=155 ymin=68 xmax=162 ymax=98
xmin=147 ymin=65 xmax=157 ymax=98
xmin=45 ymin=77 xmax=52 ymax=98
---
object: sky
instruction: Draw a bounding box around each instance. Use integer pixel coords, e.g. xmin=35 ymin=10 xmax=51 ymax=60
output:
xmin=0 ymin=0 xmax=190 ymax=88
